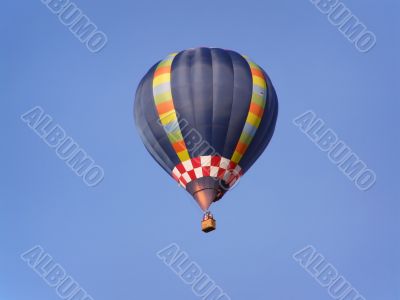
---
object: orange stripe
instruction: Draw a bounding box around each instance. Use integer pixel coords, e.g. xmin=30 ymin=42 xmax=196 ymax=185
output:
xmin=154 ymin=66 xmax=171 ymax=77
xmin=249 ymin=102 xmax=264 ymax=117
xmin=172 ymin=140 xmax=186 ymax=153
xmin=236 ymin=142 xmax=248 ymax=154
xmin=251 ymin=68 xmax=264 ymax=78
xmin=156 ymin=101 xmax=174 ymax=115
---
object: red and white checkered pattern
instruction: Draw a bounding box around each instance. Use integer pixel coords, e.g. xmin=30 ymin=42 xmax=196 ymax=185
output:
xmin=171 ymin=156 xmax=243 ymax=189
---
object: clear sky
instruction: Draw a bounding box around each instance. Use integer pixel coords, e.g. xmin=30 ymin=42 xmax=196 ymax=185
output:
xmin=1 ymin=0 xmax=399 ymax=299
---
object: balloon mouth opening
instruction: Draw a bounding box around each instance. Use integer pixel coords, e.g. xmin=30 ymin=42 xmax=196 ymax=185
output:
xmin=186 ymin=177 xmax=228 ymax=211
xmin=192 ymin=188 xmax=222 ymax=211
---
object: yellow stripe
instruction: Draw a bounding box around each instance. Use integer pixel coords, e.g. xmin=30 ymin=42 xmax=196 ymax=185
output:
xmin=159 ymin=111 xmax=176 ymax=125
xmin=177 ymin=150 xmax=190 ymax=161
xmin=246 ymin=112 xmax=262 ymax=127
xmin=253 ymin=76 xmax=266 ymax=89
xmin=231 ymin=151 xmax=242 ymax=164
xmin=153 ymin=74 xmax=170 ymax=86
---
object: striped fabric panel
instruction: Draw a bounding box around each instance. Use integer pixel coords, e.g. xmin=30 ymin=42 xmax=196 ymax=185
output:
xmin=152 ymin=53 xmax=190 ymax=162
xmin=231 ymin=58 xmax=267 ymax=164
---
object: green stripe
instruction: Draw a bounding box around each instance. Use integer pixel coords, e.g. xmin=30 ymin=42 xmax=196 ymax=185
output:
xmin=154 ymin=91 xmax=172 ymax=104
xmin=168 ymin=129 xmax=184 ymax=143
xmin=157 ymin=59 xmax=173 ymax=68
xmin=248 ymin=61 xmax=258 ymax=68
xmin=252 ymin=93 xmax=265 ymax=108
xmin=239 ymin=132 xmax=253 ymax=145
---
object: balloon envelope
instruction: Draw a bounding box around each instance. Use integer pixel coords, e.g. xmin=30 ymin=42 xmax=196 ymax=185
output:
xmin=134 ymin=47 xmax=278 ymax=211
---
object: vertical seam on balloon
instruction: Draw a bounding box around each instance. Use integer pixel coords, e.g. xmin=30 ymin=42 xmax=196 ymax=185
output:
xmin=230 ymin=57 xmax=267 ymax=164
xmin=152 ymin=53 xmax=190 ymax=162
xmin=189 ymin=50 xmax=196 ymax=150
xmin=220 ymin=51 xmax=237 ymax=157
xmin=210 ymin=48 xmax=215 ymax=156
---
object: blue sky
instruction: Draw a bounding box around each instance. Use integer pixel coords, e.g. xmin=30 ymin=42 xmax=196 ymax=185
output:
xmin=1 ymin=0 xmax=399 ymax=299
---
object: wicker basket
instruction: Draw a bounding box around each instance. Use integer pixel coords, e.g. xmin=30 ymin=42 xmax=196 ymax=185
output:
xmin=201 ymin=218 xmax=216 ymax=233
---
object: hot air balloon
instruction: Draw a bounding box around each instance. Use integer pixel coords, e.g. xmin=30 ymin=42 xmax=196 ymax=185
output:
xmin=134 ymin=47 xmax=278 ymax=232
